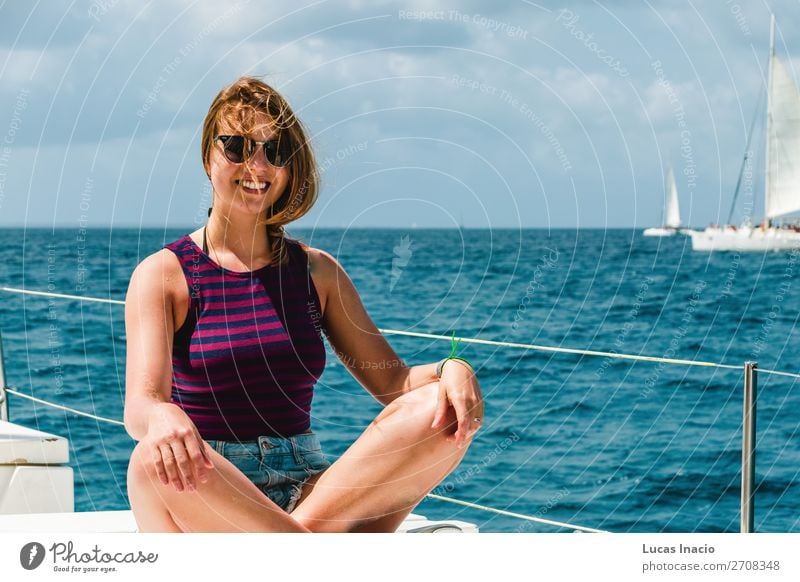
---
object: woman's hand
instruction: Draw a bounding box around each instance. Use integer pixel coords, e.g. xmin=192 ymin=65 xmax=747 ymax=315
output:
xmin=141 ymin=402 xmax=214 ymax=492
xmin=430 ymin=360 xmax=484 ymax=447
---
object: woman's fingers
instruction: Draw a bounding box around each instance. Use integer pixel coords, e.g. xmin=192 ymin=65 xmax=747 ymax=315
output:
xmin=429 ymin=369 xmax=484 ymax=447
xmin=430 ymin=382 xmax=449 ymax=429
xmin=151 ymin=445 xmax=169 ymax=485
xmin=464 ymin=399 xmax=484 ymax=442
xmin=159 ymin=443 xmax=183 ymax=492
xmin=154 ymin=437 xmax=211 ymax=492
xmin=448 ymin=395 xmax=471 ymax=448
xmin=170 ymin=441 xmax=196 ymax=491
xmin=196 ymin=430 xmax=215 ymax=469
xmin=450 ymin=389 xmax=484 ymax=446
xmin=143 ymin=408 xmax=210 ymax=492
xmin=184 ymin=436 xmax=210 ymax=484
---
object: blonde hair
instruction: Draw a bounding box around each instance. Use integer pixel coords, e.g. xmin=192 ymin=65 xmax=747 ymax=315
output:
xmin=201 ymin=76 xmax=319 ymax=265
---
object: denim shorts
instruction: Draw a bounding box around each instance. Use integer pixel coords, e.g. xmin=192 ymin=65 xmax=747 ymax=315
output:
xmin=206 ymin=431 xmax=331 ymax=513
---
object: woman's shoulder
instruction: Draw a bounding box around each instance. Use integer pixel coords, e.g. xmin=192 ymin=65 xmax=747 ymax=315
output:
xmin=293 ymin=242 xmax=348 ymax=315
xmin=294 ymin=242 xmax=340 ymax=278
xmin=127 ymin=246 xmax=186 ymax=302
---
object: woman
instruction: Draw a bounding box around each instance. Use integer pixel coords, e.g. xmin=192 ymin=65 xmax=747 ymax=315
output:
xmin=124 ymin=76 xmax=483 ymax=533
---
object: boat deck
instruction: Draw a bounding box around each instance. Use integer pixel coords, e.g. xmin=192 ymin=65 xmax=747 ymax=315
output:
xmin=0 ymin=510 xmax=478 ymax=533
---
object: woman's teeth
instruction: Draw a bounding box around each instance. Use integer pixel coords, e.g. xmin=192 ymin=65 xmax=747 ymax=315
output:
xmin=242 ymin=180 xmax=268 ymax=190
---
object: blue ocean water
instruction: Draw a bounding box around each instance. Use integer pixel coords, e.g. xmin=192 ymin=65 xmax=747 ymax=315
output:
xmin=0 ymin=227 xmax=798 ymax=533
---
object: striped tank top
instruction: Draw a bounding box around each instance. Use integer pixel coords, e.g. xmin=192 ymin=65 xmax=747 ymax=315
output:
xmin=164 ymin=234 xmax=326 ymax=440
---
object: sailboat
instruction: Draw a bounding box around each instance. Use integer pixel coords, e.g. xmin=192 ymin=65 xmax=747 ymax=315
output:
xmin=690 ymin=14 xmax=800 ymax=251
xmin=643 ymin=166 xmax=682 ymax=237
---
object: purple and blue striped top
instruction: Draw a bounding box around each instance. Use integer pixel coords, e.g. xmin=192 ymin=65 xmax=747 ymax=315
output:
xmin=164 ymin=234 xmax=326 ymax=441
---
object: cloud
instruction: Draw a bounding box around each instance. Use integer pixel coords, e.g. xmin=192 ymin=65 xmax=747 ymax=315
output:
xmin=0 ymin=47 xmax=72 ymax=89
xmin=1 ymin=0 xmax=800 ymax=227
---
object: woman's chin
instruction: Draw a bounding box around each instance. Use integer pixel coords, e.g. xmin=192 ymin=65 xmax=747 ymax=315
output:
xmin=236 ymin=200 xmax=274 ymax=216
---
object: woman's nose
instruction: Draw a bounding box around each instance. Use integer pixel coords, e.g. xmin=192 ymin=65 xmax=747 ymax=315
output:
xmin=245 ymin=146 xmax=273 ymax=171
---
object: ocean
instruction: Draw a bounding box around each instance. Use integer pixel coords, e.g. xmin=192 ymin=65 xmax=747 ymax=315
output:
xmin=1 ymin=227 xmax=798 ymax=533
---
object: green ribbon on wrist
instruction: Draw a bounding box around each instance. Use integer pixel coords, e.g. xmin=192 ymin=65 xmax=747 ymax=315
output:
xmin=435 ymin=331 xmax=474 ymax=377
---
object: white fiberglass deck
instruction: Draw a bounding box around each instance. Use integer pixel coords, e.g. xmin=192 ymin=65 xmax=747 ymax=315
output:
xmin=0 ymin=510 xmax=478 ymax=533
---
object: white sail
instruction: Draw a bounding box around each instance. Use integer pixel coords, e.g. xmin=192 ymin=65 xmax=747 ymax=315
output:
xmin=691 ymin=15 xmax=800 ymax=252
xmin=665 ymin=167 xmax=681 ymax=228
xmin=765 ymin=56 xmax=800 ymax=219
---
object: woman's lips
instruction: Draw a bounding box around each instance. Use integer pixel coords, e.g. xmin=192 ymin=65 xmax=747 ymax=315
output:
xmin=237 ymin=179 xmax=271 ymax=194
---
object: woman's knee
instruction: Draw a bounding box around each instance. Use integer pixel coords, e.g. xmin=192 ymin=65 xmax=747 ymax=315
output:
xmin=381 ymin=382 xmax=458 ymax=439
xmin=128 ymin=441 xmax=154 ymax=482
xmin=387 ymin=382 xmax=438 ymax=420
xmin=128 ymin=441 xmax=171 ymax=488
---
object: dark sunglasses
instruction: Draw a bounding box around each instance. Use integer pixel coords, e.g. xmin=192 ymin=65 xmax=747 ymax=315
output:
xmin=215 ymin=135 xmax=294 ymax=167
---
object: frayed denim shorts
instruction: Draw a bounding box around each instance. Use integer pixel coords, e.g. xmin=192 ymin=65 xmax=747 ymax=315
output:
xmin=206 ymin=431 xmax=331 ymax=513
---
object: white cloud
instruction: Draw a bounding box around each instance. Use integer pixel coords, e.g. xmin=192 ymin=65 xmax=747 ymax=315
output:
xmin=642 ymin=77 xmax=700 ymax=124
xmin=0 ymin=47 xmax=71 ymax=90
xmin=550 ymin=67 xmax=627 ymax=111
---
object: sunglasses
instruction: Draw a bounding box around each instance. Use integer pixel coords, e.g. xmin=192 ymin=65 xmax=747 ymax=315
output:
xmin=215 ymin=135 xmax=294 ymax=167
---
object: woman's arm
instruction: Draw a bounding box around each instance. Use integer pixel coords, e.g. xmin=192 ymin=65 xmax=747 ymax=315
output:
xmin=311 ymin=248 xmax=483 ymax=444
xmin=123 ymin=251 xmax=178 ymax=440
xmin=124 ymin=250 xmax=213 ymax=491
xmin=310 ymin=248 xmax=423 ymax=405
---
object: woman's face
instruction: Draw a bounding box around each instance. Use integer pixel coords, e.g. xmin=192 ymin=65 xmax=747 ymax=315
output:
xmin=206 ymin=111 xmax=291 ymax=218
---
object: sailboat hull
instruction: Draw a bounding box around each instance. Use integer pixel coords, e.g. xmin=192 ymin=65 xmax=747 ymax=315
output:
xmin=689 ymin=227 xmax=800 ymax=251
xmin=643 ymin=227 xmax=679 ymax=237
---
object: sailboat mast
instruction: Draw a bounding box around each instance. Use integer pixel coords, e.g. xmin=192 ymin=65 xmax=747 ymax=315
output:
xmin=764 ymin=13 xmax=775 ymax=225
xmin=728 ymin=86 xmax=765 ymax=225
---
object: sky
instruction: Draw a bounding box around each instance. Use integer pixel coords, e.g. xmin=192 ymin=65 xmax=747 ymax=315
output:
xmin=0 ymin=0 xmax=798 ymax=229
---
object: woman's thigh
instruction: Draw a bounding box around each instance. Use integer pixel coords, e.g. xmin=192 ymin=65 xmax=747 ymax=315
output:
xmin=290 ymin=384 xmax=466 ymax=532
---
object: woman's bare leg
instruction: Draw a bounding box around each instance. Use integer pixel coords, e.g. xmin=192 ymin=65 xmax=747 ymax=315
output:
xmin=128 ymin=381 xmax=472 ymax=533
xmin=290 ymin=381 xmax=473 ymax=533
xmin=127 ymin=443 xmax=310 ymax=532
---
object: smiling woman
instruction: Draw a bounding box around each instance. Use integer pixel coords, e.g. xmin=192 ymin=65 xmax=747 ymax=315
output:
xmin=123 ymin=75 xmax=484 ymax=533
xmin=197 ymin=77 xmax=319 ymax=268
